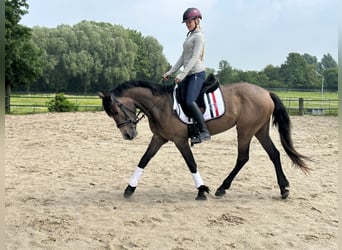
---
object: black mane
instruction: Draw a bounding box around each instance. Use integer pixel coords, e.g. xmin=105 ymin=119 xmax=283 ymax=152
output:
xmin=111 ymin=80 xmax=174 ymax=97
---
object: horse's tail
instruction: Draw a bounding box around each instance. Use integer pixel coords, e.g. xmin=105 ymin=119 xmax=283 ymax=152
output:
xmin=270 ymin=92 xmax=311 ymax=174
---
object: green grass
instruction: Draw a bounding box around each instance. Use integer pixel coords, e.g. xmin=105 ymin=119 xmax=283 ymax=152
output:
xmin=272 ymin=90 xmax=337 ymax=100
xmin=9 ymin=94 xmax=102 ymax=114
xmin=8 ymin=91 xmax=338 ymax=115
xmin=270 ymin=91 xmax=338 ymax=116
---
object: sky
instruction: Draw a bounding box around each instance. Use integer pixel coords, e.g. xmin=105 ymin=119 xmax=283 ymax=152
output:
xmin=20 ymin=0 xmax=338 ymax=71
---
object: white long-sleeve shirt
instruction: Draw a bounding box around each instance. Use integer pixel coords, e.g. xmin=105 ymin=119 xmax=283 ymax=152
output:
xmin=167 ymin=30 xmax=205 ymax=81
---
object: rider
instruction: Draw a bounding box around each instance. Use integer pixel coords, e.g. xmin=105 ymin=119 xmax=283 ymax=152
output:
xmin=163 ymin=7 xmax=211 ymax=144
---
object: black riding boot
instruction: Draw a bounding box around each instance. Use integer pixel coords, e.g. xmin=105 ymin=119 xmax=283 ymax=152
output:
xmin=188 ymin=102 xmax=211 ymax=144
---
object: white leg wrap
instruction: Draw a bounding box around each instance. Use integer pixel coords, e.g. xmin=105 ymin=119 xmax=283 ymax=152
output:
xmin=192 ymin=172 xmax=204 ymax=188
xmin=129 ymin=167 xmax=144 ymax=187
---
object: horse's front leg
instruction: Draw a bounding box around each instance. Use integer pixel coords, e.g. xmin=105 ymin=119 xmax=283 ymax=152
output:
xmin=124 ymin=134 xmax=168 ymax=198
xmin=175 ymin=140 xmax=210 ymax=200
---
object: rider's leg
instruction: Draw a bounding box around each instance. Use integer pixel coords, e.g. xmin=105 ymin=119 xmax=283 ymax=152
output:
xmin=185 ymin=71 xmax=211 ymax=143
xmin=187 ymin=102 xmax=211 ymax=143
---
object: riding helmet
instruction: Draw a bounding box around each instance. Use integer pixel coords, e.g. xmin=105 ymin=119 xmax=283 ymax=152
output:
xmin=182 ymin=8 xmax=202 ymax=23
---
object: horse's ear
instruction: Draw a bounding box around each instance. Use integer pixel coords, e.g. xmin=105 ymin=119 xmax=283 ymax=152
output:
xmin=98 ymin=91 xmax=105 ymax=99
xmin=98 ymin=90 xmax=109 ymax=99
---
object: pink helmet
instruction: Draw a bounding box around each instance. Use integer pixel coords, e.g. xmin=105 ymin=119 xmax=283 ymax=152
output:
xmin=182 ymin=8 xmax=202 ymax=23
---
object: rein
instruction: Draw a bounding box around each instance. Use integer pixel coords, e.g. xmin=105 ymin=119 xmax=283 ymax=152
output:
xmin=110 ymin=95 xmax=145 ymax=128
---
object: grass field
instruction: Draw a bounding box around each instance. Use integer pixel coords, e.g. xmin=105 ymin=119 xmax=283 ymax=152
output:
xmin=8 ymin=91 xmax=338 ymax=115
xmin=9 ymin=94 xmax=102 ymax=114
xmin=273 ymin=90 xmax=337 ymax=100
xmin=273 ymin=91 xmax=338 ymax=116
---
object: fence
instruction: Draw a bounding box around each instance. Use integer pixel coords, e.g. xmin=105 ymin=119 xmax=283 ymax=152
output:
xmin=6 ymin=95 xmax=103 ymax=114
xmin=5 ymin=94 xmax=339 ymax=116
xmin=283 ymin=98 xmax=338 ymax=116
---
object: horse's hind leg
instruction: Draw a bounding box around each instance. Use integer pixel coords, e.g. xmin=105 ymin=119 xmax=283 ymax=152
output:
xmin=215 ymin=132 xmax=252 ymax=197
xmin=255 ymin=124 xmax=289 ymax=199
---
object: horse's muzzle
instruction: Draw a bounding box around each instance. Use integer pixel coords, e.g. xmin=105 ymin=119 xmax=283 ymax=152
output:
xmin=121 ymin=129 xmax=138 ymax=140
xmin=123 ymin=133 xmax=135 ymax=140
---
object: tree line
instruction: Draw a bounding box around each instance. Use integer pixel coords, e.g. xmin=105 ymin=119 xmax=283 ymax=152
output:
xmin=213 ymin=52 xmax=337 ymax=91
xmin=5 ymin=0 xmax=338 ymax=111
xmin=28 ymin=21 xmax=169 ymax=94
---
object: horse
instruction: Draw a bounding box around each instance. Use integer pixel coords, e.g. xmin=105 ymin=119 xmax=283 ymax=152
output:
xmin=99 ymin=75 xmax=310 ymax=200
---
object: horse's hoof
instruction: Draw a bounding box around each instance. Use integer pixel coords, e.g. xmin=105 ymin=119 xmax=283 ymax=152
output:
xmin=123 ymin=185 xmax=136 ymax=198
xmin=196 ymin=185 xmax=210 ymax=200
xmin=196 ymin=194 xmax=207 ymax=200
xmin=215 ymin=188 xmax=226 ymax=197
xmin=281 ymin=189 xmax=289 ymax=199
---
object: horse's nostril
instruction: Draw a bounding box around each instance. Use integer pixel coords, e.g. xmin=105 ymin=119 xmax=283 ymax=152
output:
xmin=124 ymin=133 xmax=133 ymax=140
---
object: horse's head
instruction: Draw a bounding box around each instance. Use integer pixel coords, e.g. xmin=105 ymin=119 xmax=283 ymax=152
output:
xmin=99 ymin=91 xmax=138 ymax=140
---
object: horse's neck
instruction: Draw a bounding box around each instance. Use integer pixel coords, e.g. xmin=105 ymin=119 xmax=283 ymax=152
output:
xmin=125 ymin=89 xmax=169 ymax=117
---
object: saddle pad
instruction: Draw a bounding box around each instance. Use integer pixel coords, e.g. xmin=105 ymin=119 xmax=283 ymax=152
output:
xmin=173 ymin=84 xmax=225 ymax=124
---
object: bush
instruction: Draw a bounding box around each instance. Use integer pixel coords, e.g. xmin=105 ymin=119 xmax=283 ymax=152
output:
xmin=47 ymin=93 xmax=78 ymax=112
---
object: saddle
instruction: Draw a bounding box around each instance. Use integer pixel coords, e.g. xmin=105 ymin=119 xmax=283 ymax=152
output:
xmin=175 ymin=73 xmax=220 ymax=117
xmin=172 ymin=74 xmax=225 ymax=141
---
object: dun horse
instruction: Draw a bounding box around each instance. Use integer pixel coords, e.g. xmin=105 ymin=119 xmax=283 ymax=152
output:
xmin=99 ymin=75 xmax=309 ymax=200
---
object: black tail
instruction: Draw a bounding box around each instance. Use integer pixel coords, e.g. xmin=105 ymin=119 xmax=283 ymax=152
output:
xmin=270 ymin=92 xmax=311 ymax=173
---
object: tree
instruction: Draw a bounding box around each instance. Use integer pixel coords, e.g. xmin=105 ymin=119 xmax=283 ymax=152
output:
xmin=319 ymin=53 xmax=337 ymax=71
xmin=130 ymin=30 xmax=150 ymax=80
xmin=323 ymin=67 xmax=338 ymax=91
xmin=216 ymin=60 xmax=235 ymax=84
xmin=30 ymin=21 xmax=169 ymax=93
xmin=31 ymin=26 xmax=70 ymax=92
xmin=263 ymin=65 xmax=282 ymax=88
xmin=280 ymin=53 xmax=309 ymax=89
xmin=302 ymin=53 xmax=318 ymax=66
xmin=5 ymin=0 xmax=43 ymax=112
xmin=63 ymin=51 xmax=94 ymax=94
xmin=280 ymin=52 xmax=337 ymax=90
xmin=141 ymin=36 xmax=169 ymax=81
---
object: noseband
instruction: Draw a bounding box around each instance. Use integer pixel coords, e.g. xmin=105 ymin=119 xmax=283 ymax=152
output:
xmin=111 ymin=95 xmax=145 ymax=128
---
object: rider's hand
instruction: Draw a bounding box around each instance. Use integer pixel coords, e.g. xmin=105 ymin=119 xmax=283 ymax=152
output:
xmin=162 ymin=73 xmax=170 ymax=81
xmin=175 ymin=77 xmax=181 ymax=84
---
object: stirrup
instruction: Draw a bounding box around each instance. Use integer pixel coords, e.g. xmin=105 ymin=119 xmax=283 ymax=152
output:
xmin=191 ymin=131 xmax=211 ymax=144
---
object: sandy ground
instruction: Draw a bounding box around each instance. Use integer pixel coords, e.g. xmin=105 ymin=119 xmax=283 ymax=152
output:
xmin=5 ymin=112 xmax=338 ymax=249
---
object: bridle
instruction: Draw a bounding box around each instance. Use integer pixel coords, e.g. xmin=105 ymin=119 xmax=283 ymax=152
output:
xmin=110 ymin=95 xmax=145 ymax=128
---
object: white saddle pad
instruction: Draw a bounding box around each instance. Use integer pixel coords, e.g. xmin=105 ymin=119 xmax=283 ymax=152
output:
xmin=172 ymin=84 xmax=225 ymax=124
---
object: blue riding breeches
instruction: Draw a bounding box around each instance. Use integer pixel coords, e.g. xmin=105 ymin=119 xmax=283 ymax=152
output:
xmin=183 ymin=71 xmax=206 ymax=107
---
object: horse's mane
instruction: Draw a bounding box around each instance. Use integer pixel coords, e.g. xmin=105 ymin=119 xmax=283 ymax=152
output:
xmin=111 ymin=80 xmax=174 ymax=97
